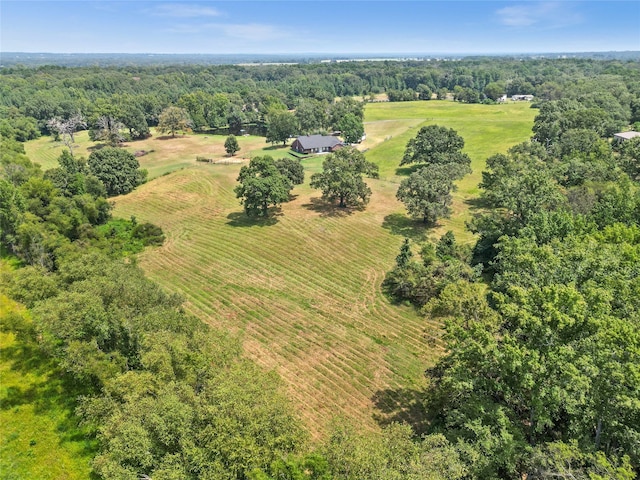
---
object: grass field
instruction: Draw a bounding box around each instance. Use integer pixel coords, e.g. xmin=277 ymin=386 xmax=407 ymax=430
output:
xmin=104 ymin=100 xmax=536 ymax=438
xmin=24 ymin=129 xmax=291 ymax=180
xmin=0 ymin=289 xmax=95 ymax=480
xmin=363 ymin=100 xmax=536 ymax=241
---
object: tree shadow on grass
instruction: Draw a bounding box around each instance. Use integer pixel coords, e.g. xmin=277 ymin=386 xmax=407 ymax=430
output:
xmin=382 ymin=213 xmax=430 ymax=242
xmin=371 ymin=386 xmax=430 ymax=436
xmin=155 ymin=134 xmax=188 ymax=141
xmin=226 ymin=210 xmax=282 ymax=227
xmin=263 ymin=144 xmax=290 ymax=151
xmin=302 ymin=197 xmax=361 ymax=218
xmin=464 ymin=196 xmax=491 ymax=212
xmin=395 ymin=164 xmax=423 ymax=176
xmin=87 ymin=143 xmax=107 ymax=152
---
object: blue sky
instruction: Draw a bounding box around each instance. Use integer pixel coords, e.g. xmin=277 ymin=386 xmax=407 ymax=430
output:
xmin=1 ymin=1 xmax=639 ymax=54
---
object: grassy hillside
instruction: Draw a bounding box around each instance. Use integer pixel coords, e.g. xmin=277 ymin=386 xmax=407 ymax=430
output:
xmin=107 ymin=100 xmax=536 ymax=438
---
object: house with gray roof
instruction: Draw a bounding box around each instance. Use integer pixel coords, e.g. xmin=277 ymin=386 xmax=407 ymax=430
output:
xmin=291 ymin=135 xmax=343 ymax=154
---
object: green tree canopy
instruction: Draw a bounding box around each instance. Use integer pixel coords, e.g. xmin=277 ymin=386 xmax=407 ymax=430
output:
xmin=400 ymin=125 xmax=471 ymax=176
xmin=617 ymin=136 xmax=640 ymax=183
xmin=87 ymin=147 xmax=147 ymax=197
xmin=266 ymin=109 xmax=298 ymax=146
xmin=480 ymin=145 xmax=566 ymax=225
xmin=483 ymin=82 xmax=505 ymax=101
xmin=275 ymin=157 xmax=305 ymax=186
xmin=396 ymin=165 xmax=460 ymax=224
xmin=328 ymin=98 xmax=364 ymax=130
xmin=157 ymin=106 xmax=192 ymax=137
xmin=337 ymin=113 xmax=364 ymax=144
xmin=234 ymin=155 xmax=292 ymax=217
xmin=224 ymin=134 xmax=240 ymax=156
xmin=295 ymin=98 xmax=329 ymax=135
xmin=310 ymin=147 xmax=378 ymax=208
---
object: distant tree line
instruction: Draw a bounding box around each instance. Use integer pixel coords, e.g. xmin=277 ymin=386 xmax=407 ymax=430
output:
xmin=2 ymin=58 xmax=639 ymax=144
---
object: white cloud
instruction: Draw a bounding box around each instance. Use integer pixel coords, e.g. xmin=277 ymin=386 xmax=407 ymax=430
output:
xmin=496 ymin=2 xmax=583 ymax=28
xmin=151 ymin=4 xmax=221 ymax=18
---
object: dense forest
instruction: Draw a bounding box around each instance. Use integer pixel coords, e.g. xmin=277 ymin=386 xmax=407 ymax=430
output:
xmin=2 ymin=57 xmax=640 ymax=143
xmin=1 ymin=57 xmax=639 ymax=479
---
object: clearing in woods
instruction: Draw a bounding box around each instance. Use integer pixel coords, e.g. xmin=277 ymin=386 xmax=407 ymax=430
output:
xmin=28 ymin=100 xmax=537 ymax=439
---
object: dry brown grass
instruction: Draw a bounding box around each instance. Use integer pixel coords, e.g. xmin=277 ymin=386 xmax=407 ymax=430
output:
xmin=24 ymin=129 xmax=274 ymax=179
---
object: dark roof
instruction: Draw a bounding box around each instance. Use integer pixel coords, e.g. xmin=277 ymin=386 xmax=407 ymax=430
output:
xmin=294 ymin=135 xmax=342 ymax=150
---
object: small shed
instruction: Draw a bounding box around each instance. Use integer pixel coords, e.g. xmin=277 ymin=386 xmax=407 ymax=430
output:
xmin=291 ymin=135 xmax=343 ymax=154
xmin=613 ymin=131 xmax=640 ymax=142
xmin=511 ymin=94 xmax=534 ymax=101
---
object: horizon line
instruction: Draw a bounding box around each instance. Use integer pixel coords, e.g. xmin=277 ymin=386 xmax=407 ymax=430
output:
xmin=3 ymin=50 xmax=640 ymax=56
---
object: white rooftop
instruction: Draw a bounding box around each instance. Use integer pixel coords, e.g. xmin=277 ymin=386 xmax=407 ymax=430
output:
xmin=614 ymin=131 xmax=640 ymax=140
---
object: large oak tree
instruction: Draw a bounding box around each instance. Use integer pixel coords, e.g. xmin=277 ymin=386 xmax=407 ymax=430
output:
xmin=234 ymin=155 xmax=292 ymax=217
xmin=310 ymin=147 xmax=378 ymax=208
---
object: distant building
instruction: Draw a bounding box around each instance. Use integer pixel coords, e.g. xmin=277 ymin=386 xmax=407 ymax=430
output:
xmin=511 ymin=94 xmax=534 ymax=101
xmin=614 ymin=131 xmax=640 ymax=142
xmin=291 ymin=135 xmax=343 ymax=154
xmin=497 ymin=95 xmax=508 ymax=103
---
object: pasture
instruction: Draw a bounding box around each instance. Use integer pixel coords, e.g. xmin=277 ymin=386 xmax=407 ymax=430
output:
xmin=24 ymin=130 xmax=291 ymax=180
xmin=363 ymin=100 xmax=536 ymax=240
xmin=106 ymin=100 xmax=536 ymax=437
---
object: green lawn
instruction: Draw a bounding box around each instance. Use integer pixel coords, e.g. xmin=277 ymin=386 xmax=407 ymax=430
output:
xmin=0 ymin=294 xmax=95 ymax=480
xmin=363 ymin=100 xmax=536 ymax=241
xmin=21 ymin=100 xmax=536 ymax=440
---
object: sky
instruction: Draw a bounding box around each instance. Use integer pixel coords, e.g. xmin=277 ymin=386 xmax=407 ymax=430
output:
xmin=1 ymin=0 xmax=639 ymax=55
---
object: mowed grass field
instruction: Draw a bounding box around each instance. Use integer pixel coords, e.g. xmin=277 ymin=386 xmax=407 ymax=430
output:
xmin=363 ymin=100 xmax=536 ymax=241
xmin=105 ymin=100 xmax=536 ymax=438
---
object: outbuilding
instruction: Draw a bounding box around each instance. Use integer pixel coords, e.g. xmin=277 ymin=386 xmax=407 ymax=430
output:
xmin=613 ymin=131 xmax=640 ymax=142
xmin=511 ymin=94 xmax=534 ymax=101
xmin=291 ymin=135 xmax=343 ymax=154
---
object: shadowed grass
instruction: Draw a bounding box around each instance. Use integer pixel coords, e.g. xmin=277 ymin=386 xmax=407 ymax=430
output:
xmin=0 ymin=292 xmax=95 ymax=480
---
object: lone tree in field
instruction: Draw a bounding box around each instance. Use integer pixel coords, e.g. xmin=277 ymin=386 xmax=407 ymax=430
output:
xmin=310 ymin=147 xmax=379 ymax=208
xmin=234 ymin=155 xmax=292 ymax=217
xmin=396 ymin=165 xmax=457 ymax=224
xmin=47 ymin=113 xmax=87 ymax=155
xmin=225 ymin=134 xmax=240 ymax=156
xmin=400 ymin=125 xmax=471 ymax=178
xmin=87 ymin=147 xmax=147 ymax=197
xmin=157 ymin=106 xmax=192 ymax=138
